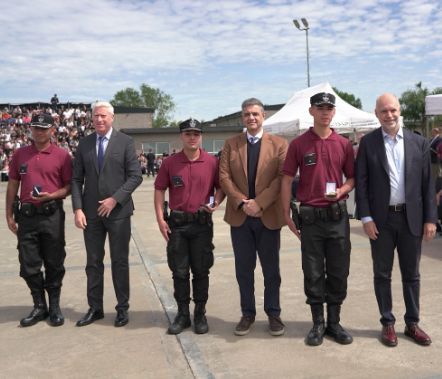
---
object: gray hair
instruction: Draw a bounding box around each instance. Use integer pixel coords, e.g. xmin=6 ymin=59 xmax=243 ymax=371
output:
xmin=92 ymin=101 xmax=114 ymax=115
xmin=241 ymin=98 xmax=264 ymax=112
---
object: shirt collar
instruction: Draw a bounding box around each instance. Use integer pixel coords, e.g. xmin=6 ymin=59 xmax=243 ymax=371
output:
xmin=97 ymin=128 xmax=113 ymax=141
xmin=382 ymin=126 xmax=403 ymax=141
xmin=246 ymin=129 xmax=263 ymax=141
xmin=178 ymin=148 xmax=206 ymax=162
xmin=307 ymin=127 xmax=338 ymax=140
xmin=31 ymin=142 xmax=54 ymax=154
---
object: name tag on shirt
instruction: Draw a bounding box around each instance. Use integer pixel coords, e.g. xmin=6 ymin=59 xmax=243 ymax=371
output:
xmin=304 ymin=153 xmax=317 ymax=166
xmin=172 ymin=176 xmax=184 ymax=188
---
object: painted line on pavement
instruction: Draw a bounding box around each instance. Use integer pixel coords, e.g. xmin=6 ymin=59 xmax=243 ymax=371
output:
xmin=131 ymin=226 xmax=215 ymax=379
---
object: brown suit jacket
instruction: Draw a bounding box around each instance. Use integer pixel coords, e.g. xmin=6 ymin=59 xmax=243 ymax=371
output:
xmin=219 ymin=132 xmax=288 ymax=229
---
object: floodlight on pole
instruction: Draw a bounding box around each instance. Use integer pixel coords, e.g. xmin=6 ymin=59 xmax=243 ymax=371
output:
xmin=293 ymin=18 xmax=311 ymax=87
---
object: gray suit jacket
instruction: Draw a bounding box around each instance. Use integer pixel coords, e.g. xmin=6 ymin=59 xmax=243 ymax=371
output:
xmin=71 ymin=129 xmax=143 ymax=219
xmin=355 ymin=127 xmax=437 ymax=237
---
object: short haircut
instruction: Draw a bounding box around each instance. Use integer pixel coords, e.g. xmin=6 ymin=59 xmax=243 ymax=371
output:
xmin=92 ymin=101 xmax=114 ymax=115
xmin=241 ymin=98 xmax=264 ymax=113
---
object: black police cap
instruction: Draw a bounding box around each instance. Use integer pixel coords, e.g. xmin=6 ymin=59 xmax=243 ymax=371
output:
xmin=310 ymin=92 xmax=336 ymax=107
xmin=30 ymin=113 xmax=54 ymax=128
xmin=179 ymin=118 xmax=202 ymax=132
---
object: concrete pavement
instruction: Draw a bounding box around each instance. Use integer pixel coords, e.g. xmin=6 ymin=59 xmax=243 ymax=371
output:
xmin=1 ymin=179 xmax=441 ymax=379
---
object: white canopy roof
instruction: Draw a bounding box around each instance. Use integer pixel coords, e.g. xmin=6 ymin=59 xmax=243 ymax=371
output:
xmin=263 ymin=82 xmax=379 ymax=136
xmin=425 ymin=94 xmax=442 ymax=116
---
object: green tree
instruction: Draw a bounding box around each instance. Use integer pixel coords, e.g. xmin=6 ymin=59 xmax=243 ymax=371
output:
xmin=399 ymin=82 xmax=428 ymax=131
xmin=332 ymin=87 xmax=362 ymax=109
xmin=139 ymin=84 xmax=176 ymax=128
xmin=399 ymin=83 xmax=442 ymax=132
xmin=111 ymin=87 xmax=144 ymax=107
xmin=111 ymin=83 xmax=176 ymax=128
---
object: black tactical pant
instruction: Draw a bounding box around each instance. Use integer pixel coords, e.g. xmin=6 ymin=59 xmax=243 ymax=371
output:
xmin=300 ymin=203 xmax=351 ymax=305
xmin=167 ymin=220 xmax=214 ymax=304
xmin=17 ymin=207 xmax=66 ymax=295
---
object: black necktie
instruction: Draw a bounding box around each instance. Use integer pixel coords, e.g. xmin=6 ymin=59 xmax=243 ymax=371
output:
xmin=98 ymin=136 xmax=105 ymax=171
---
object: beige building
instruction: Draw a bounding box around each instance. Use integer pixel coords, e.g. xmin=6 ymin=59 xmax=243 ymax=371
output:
xmin=120 ymin=104 xmax=284 ymax=155
xmin=113 ymin=106 xmax=154 ymax=129
xmin=123 ymin=125 xmax=243 ymax=156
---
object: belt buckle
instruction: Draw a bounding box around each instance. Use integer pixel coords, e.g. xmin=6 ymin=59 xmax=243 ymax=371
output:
xmin=392 ymin=204 xmax=402 ymax=212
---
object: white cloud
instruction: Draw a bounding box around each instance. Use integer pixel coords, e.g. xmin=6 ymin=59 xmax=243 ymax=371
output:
xmin=0 ymin=0 xmax=440 ymax=120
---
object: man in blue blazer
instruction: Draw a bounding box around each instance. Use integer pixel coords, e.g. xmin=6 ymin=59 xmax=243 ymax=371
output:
xmin=72 ymin=101 xmax=143 ymax=327
xmin=355 ymin=93 xmax=437 ymax=347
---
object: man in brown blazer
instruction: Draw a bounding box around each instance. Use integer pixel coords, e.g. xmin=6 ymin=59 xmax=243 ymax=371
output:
xmin=219 ymin=98 xmax=288 ymax=337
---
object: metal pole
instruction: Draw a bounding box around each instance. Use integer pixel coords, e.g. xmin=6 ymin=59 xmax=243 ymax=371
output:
xmin=305 ymin=28 xmax=310 ymax=87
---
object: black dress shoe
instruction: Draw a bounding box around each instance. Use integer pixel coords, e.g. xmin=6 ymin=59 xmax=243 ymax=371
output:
xmin=76 ymin=308 xmax=104 ymax=327
xmin=20 ymin=306 xmax=49 ymax=327
xmin=114 ymin=309 xmax=129 ymax=327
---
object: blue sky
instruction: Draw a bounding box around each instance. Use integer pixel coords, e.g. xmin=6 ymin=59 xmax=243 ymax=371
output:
xmin=1 ymin=0 xmax=441 ymax=122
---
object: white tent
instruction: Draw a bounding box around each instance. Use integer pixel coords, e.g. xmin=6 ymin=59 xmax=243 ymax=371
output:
xmin=263 ymin=82 xmax=379 ymax=136
xmin=425 ymin=94 xmax=442 ymax=115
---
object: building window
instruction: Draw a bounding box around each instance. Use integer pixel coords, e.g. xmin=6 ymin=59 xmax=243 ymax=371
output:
xmin=202 ymin=138 xmax=225 ymax=154
xmin=213 ymin=140 xmax=225 ymax=154
xmin=143 ymin=142 xmax=170 ymax=156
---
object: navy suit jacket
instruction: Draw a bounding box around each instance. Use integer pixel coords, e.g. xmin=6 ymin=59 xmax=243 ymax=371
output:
xmin=355 ymin=127 xmax=437 ymax=237
xmin=71 ymin=129 xmax=143 ymax=219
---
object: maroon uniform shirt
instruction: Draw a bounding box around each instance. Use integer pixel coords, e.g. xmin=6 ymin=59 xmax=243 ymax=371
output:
xmin=154 ymin=149 xmax=219 ymax=213
xmin=283 ymin=128 xmax=354 ymax=207
xmin=9 ymin=143 xmax=73 ymax=204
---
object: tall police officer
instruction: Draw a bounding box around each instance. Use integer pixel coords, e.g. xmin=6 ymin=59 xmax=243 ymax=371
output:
xmin=154 ymin=119 xmax=224 ymax=335
xmin=5 ymin=113 xmax=72 ymax=327
xmin=281 ymin=93 xmax=355 ymax=346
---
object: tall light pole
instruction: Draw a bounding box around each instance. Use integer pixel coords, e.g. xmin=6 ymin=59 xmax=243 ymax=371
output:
xmin=293 ymin=18 xmax=310 ymax=87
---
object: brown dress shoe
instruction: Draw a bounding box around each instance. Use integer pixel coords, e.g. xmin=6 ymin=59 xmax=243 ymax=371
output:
xmin=404 ymin=323 xmax=432 ymax=346
xmin=381 ymin=325 xmax=398 ymax=347
xmin=234 ymin=315 xmax=255 ymax=336
xmin=268 ymin=315 xmax=285 ymax=336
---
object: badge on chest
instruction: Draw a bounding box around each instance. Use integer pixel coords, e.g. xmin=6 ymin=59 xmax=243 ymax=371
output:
xmin=172 ymin=175 xmax=184 ymax=188
xmin=304 ymin=152 xmax=317 ymax=166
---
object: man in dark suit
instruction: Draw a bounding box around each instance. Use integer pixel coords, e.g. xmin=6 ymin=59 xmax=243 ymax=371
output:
xmin=219 ymin=98 xmax=288 ymax=337
xmin=355 ymin=93 xmax=437 ymax=347
xmin=72 ymin=101 xmax=143 ymax=327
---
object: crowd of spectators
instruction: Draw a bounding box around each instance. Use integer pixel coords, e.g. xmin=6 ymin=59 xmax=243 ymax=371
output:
xmin=0 ymin=103 xmax=95 ymax=173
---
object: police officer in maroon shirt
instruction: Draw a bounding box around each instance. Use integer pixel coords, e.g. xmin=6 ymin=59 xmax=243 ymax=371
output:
xmin=5 ymin=113 xmax=72 ymax=327
xmin=154 ymin=118 xmax=224 ymax=335
xmin=281 ymin=93 xmax=355 ymax=346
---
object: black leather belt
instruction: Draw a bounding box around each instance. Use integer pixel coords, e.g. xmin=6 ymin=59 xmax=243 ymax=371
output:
xmin=388 ymin=204 xmax=405 ymax=212
xmin=170 ymin=210 xmax=198 ymax=223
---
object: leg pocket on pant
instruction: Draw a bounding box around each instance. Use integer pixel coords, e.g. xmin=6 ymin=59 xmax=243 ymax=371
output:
xmin=166 ymin=244 xmax=177 ymax=272
xmin=202 ymin=243 xmax=215 ymax=270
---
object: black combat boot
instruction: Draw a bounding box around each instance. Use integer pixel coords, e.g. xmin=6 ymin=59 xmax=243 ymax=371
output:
xmin=194 ymin=302 xmax=209 ymax=334
xmin=167 ymin=303 xmax=191 ymax=335
xmin=20 ymin=291 xmax=49 ymax=327
xmin=47 ymin=289 xmax=64 ymax=327
xmin=325 ymin=304 xmax=353 ymax=344
xmin=306 ymin=304 xmax=325 ymax=346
